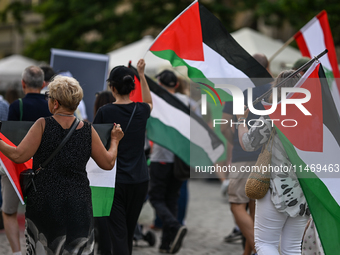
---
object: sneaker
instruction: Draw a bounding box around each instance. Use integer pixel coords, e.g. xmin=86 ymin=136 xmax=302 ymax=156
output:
xmin=169 ymin=226 xmax=187 ymax=254
xmin=224 ymin=227 xmax=242 ymax=243
xmin=220 ymin=179 xmax=230 ymax=197
xmin=159 ymin=242 xmax=171 ymax=253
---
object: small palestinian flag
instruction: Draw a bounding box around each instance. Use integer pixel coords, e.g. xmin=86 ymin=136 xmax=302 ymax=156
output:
xmin=148 ymin=0 xmax=272 ymax=103
xmin=129 ymin=65 xmax=225 ymax=167
xmin=263 ymin=62 xmax=340 ymax=255
xmin=294 ymin=10 xmax=340 ymax=115
xmin=86 ymin=158 xmax=116 ymax=217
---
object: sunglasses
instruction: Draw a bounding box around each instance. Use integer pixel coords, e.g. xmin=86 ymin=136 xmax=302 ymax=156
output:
xmin=45 ymin=91 xmax=62 ymax=106
xmin=44 ymin=91 xmax=52 ymax=101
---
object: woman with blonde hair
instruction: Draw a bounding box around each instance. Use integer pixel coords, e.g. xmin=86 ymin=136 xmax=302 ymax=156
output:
xmin=0 ymin=75 xmax=124 ymax=254
xmin=236 ymin=70 xmax=310 ymax=255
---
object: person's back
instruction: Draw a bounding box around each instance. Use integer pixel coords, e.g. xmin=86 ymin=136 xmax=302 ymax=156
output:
xmin=93 ymin=59 xmax=152 ymax=255
xmin=8 ymin=66 xmax=51 ymax=121
xmin=94 ymin=102 xmax=150 ymax=183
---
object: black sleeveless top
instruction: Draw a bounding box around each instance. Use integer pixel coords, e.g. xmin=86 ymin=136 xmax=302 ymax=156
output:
xmin=25 ymin=117 xmax=94 ymax=254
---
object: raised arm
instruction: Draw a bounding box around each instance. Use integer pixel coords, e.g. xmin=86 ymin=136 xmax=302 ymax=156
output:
xmin=0 ymin=118 xmax=45 ymax=163
xmin=137 ymin=59 xmax=153 ymax=111
xmin=91 ymin=124 xmax=124 ymax=170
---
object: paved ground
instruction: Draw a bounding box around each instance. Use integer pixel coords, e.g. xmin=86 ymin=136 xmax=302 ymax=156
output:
xmin=0 ymin=179 xmax=244 ymax=255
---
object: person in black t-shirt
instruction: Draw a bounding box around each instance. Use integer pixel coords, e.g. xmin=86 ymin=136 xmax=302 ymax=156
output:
xmin=93 ymin=59 xmax=152 ymax=255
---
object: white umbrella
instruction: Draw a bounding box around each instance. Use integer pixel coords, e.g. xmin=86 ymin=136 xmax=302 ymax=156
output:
xmin=0 ymin=54 xmax=38 ymax=83
xmin=231 ymin=28 xmax=302 ymax=76
xmin=107 ymin=35 xmax=172 ymax=77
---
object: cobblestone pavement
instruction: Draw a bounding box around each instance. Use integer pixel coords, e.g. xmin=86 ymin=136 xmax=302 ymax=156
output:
xmin=0 ymin=179 xmax=244 ymax=255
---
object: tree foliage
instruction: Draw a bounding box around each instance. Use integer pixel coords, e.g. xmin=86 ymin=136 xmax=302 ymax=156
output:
xmin=231 ymin=0 xmax=340 ymax=45
xmin=23 ymin=0 xmax=234 ymax=61
xmin=6 ymin=0 xmax=340 ymax=62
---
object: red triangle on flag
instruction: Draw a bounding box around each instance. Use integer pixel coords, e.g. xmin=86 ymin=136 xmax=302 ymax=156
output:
xmin=265 ymin=65 xmax=323 ymax=152
xmin=130 ymin=75 xmax=143 ymax=102
xmin=150 ymin=1 xmax=204 ymax=61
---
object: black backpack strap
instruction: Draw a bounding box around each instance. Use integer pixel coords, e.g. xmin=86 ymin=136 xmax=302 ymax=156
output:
xmin=19 ymin=98 xmax=23 ymax=121
xmin=38 ymin=118 xmax=80 ymax=171
xmin=125 ymin=103 xmax=137 ymax=133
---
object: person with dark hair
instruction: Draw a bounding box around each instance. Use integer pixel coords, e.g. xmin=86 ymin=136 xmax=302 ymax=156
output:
xmin=2 ymin=65 xmax=51 ymax=255
xmin=93 ymin=59 xmax=152 ymax=255
xmin=148 ymin=69 xmax=189 ymax=254
xmin=237 ymin=70 xmax=309 ymax=255
xmin=40 ymin=64 xmax=56 ymax=94
xmin=94 ymin=90 xmax=116 ymax=115
xmin=40 ymin=64 xmax=55 ymax=83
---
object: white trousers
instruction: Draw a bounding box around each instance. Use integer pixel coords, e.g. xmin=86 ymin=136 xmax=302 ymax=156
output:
xmin=255 ymin=191 xmax=308 ymax=255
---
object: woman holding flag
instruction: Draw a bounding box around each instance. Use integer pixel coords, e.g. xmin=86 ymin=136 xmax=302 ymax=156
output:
xmin=93 ymin=59 xmax=152 ymax=255
xmin=236 ymin=70 xmax=310 ymax=255
xmin=0 ymin=75 xmax=124 ymax=254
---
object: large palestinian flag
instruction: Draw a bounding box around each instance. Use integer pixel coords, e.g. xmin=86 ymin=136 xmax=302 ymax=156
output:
xmin=294 ymin=10 xmax=340 ymax=116
xmin=129 ymin=65 xmax=224 ymax=168
xmin=263 ymin=62 xmax=340 ymax=255
xmin=148 ymin=0 xmax=272 ymax=103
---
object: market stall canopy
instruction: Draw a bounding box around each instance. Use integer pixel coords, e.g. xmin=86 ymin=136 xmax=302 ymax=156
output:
xmin=107 ymin=35 xmax=172 ymax=77
xmin=0 ymin=55 xmax=38 ymax=90
xmin=231 ymin=27 xmax=302 ymax=76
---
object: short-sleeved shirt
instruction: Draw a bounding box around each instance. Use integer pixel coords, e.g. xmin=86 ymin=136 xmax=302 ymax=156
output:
xmin=93 ymin=102 xmax=150 ymax=184
xmin=223 ymin=84 xmax=271 ymax=163
xmin=8 ymin=93 xmax=52 ymax=121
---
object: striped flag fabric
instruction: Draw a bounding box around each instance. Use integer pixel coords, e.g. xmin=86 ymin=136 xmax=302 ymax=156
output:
xmin=294 ymin=10 xmax=340 ymax=115
xmin=263 ymin=62 xmax=340 ymax=255
xmin=86 ymin=123 xmax=116 ymax=217
xmin=129 ymin=65 xmax=224 ymax=167
xmin=148 ymin=0 xmax=272 ymax=103
xmin=86 ymin=158 xmax=115 ymax=217
xmin=0 ymin=132 xmax=32 ymax=204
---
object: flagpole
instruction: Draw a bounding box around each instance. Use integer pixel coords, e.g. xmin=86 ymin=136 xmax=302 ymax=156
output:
xmin=268 ymin=36 xmax=294 ymax=63
xmin=250 ymin=49 xmax=328 ymax=107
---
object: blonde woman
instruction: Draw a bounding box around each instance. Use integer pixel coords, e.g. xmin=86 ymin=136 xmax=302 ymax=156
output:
xmin=0 ymin=76 xmax=124 ymax=254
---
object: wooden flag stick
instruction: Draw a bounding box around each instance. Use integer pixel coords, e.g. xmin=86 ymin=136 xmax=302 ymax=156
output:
xmin=268 ymin=36 xmax=295 ymax=63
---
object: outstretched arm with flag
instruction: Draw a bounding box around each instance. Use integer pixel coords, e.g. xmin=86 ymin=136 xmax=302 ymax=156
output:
xmin=235 ymin=69 xmax=311 ymax=254
xmin=238 ymin=62 xmax=340 ymax=255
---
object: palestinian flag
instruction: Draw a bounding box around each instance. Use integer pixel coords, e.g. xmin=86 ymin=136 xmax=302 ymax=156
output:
xmin=294 ymin=10 xmax=340 ymax=115
xmin=86 ymin=158 xmax=116 ymax=217
xmin=86 ymin=123 xmax=116 ymax=217
xmin=263 ymin=62 xmax=340 ymax=255
xmin=129 ymin=65 xmax=224 ymax=167
xmin=148 ymin=0 xmax=272 ymax=103
xmin=0 ymin=132 xmax=32 ymax=204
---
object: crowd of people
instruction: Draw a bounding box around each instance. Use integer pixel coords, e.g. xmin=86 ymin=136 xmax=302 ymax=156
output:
xmin=0 ymin=54 xmax=323 ymax=255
